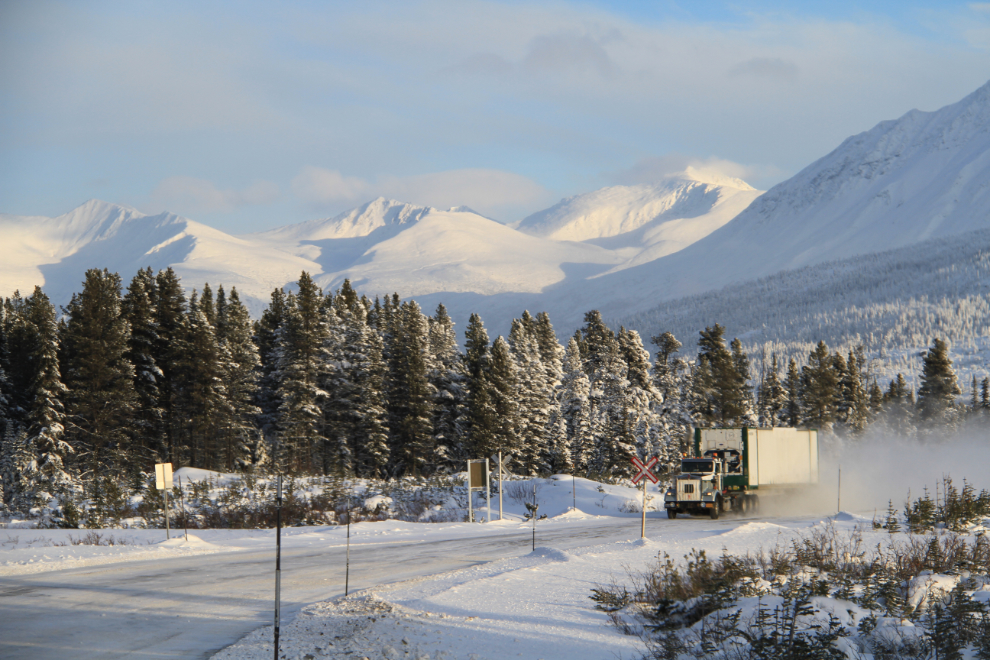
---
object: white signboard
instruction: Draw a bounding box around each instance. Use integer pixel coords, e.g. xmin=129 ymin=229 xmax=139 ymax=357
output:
xmin=155 ymin=462 xmax=173 ymax=490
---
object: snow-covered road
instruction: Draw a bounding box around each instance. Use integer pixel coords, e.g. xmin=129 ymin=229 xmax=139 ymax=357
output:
xmin=0 ymin=514 xmax=708 ymax=659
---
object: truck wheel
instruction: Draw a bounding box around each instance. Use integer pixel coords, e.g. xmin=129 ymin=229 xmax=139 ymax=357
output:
xmin=667 ymin=510 xmax=677 ymax=519
xmin=710 ymin=500 xmax=720 ymax=520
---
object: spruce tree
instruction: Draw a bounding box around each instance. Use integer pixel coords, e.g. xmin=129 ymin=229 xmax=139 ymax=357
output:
xmin=387 ymin=302 xmax=435 ymax=476
xmin=61 ymin=269 xmax=137 ymax=479
xmin=464 ymin=313 xmax=497 ymax=459
xmin=181 ymin=291 xmax=229 ymax=469
xmin=122 ymin=269 xmax=166 ymax=464
xmin=215 ymin=287 xmax=260 ymax=471
xmin=510 ymin=315 xmax=549 ymax=475
xmin=428 ymin=304 xmax=467 ymax=471
xmin=758 ymin=354 xmax=787 ymax=427
xmin=255 ymin=287 xmax=288 ymax=438
xmin=559 ymin=338 xmax=592 ymax=473
xmin=485 ymin=337 xmax=521 ymax=461
xmin=801 ymin=341 xmax=839 ymax=433
xmin=784 ymin=358 xmax=801 ymax=427
xmin=23 ymin=287 xmax=72 ymax=500
xmin=917 ymin=338 xmax=961 ymax=427
xmin=587 ymin=338 xmax=633 ymax=477
xmin=276 ymin=273 xmax=329 ymax=473
xmin=692 ymin=325 xmax=749 ymax=426
xmin=882 ymin=373 xmax=916 ymax=437
xmin=153 ymin=268 xmax=189 ymax=463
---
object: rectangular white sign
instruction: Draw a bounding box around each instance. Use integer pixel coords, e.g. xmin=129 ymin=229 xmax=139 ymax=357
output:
xmin=155 ymin=462 xmax=173 ymax=490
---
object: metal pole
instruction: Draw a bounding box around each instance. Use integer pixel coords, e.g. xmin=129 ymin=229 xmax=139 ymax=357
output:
xmin=485 ymin=459 xmax=491 ymax=523
xmin=572 ymin=473 xmax=576 ymax=511
xmin=467 ymin=461 xmax=473 ymax=523
xmin=837 ymin=466 xmax=841 ymax=514
xmin=641 ymin=478 xmax=647 ymax=539
xmin=178 ymin=476 xmax=188 ymax=542
xmin=163 ymin=487 xmax=170 ymax=540
xmin=274 ymin=474 xmax=282 ymax=660
xmin=498 ymin=452 xmax=503 ymax=521
xmin=345 ymin=490 xmax=351 ymax=596
xmin=532 ymin=482 xmax=537 ymax=551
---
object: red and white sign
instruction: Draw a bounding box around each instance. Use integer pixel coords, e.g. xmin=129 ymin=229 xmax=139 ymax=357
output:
xmin=630 ymin=456 xmax=659 ymax=484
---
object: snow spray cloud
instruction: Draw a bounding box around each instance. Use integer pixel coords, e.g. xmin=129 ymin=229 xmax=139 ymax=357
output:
xmin=814 ymin=428 xmax=990 ymax=517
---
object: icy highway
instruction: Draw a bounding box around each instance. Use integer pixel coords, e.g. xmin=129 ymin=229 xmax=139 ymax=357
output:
xmin=0 ymin=515 xmax=704 ymax=659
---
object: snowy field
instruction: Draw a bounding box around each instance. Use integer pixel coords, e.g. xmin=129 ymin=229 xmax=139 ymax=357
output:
xmin=3 ymin=465 xmax=989 ymax=659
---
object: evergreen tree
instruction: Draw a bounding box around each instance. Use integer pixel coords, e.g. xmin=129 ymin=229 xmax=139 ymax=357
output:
xmin=22 ymin=287 xmax=72 ymax=500
xmin=578 ymin=310 xmax=616 ymax=376
xmin=428 ymin=304 xmax=467 ymax=471
xmin=758 ymin=354 xmax=787 ymax=427
xmin=587 ymin=338 xmax=633 ymax=477
xmin=800 ymin=341 xmax=839 ymax=433
xmin=559 ymin=338 xmax=592 ymax=473
xmin=839 ymin=350 xmax=870 ymax=436
xmin=255 ymin=287 xmax=288 ymax=438
xmin=181 ymin=291 xmax=229 ymax=469
xmin=61 ymin=269 xmax=137 ymax=479
xmin=917 ymin=338 xmax=961 ymax=427
xmin=692 ymin=325 xmax=749 ymax=426
xmin=276 ymin=273 xmax=329 ymax=473
xmin=510 ymin=315 xmax=549 ymax=475
xmin=784 ymin=358 xmax=802 ymax=427
xmin=485 ymin=336 xmax=521 ymax=461
xmin=215 ymin=287 xmax=261 ymax=471
xmin=387 ymin=301 xmax=435 ymax=476
xmin=463 ymin=313 xmax=497 ymax=459
xmin=122 ymin=269 xmax=166 ymax=464
xmin=153 ymin=268 xmax=189 ymax=463
xmin=881 ymin=373 xmax=916 ymax=437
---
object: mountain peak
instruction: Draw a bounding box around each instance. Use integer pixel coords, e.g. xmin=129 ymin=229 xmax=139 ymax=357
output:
xmin=672 ymin=166 xmax=755 ymax=191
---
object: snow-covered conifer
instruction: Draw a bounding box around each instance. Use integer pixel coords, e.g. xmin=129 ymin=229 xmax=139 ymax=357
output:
xmin=61 ymin=269 xmax=136 ymax=479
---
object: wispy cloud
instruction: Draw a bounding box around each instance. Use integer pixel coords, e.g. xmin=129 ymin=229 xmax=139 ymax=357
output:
xmin=292 ymin=167 xmax=551 ymax=222
xmin=149 ymin=177 xmax=280 ymax=216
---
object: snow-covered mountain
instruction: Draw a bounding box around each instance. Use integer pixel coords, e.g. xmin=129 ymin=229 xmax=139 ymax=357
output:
xmin=587 ymin=79 xmax=990 ymax=313
xmin=3 ymin=78 xmax=990 ymax=342
xmin=0 ymin=200 xmax=316 ymax=314
xmin=517 ymin=168 xmax=761 ymax=272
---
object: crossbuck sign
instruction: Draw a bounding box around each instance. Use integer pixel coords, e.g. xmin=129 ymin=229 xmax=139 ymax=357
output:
xmin=630 ymin=456 xmax=659 ymax=484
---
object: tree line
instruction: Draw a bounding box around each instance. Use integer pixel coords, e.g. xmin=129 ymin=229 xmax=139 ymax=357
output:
xmin=0 ymin=268 xmax=975 ymax=516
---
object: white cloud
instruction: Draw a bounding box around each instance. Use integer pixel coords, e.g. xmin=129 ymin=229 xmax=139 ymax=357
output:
xmin=610 ymin=155 xmax=786 ymax=189
xmin=150 ymin=177 xmax=280 ymax=215
xmin=292 ymin=166 xmax=552 ymax=222
xmin=291 ymin=167 xmax=371 ymax=205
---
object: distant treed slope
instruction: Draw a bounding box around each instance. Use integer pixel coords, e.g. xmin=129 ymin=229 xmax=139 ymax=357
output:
xmin=617 ymin=228 xmax=990 ymax=391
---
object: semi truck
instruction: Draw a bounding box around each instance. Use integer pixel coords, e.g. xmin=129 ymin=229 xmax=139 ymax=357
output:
xmin=663 ymin=427 xmax=819 ymax=519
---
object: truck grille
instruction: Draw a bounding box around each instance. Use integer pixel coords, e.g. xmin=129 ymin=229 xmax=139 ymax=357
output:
xmin=677 ymin=480 xmax=701 ymax=501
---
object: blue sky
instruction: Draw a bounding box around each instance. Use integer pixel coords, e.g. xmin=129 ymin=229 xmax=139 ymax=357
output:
xmin=2 ymin=0 xmax=988 ymax=233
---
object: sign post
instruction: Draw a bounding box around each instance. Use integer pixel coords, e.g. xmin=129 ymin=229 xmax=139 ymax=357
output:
xmin=274 ymin=474 xmax=282 ymax=660
xmin=154 ymin=463 xmax=173 ymax=540
xmin=498 ymin=451 xmax=503 ymax=521
xmin=177 ymin=476 xmax=188 ymax=542
xmin=467 ymin=459 xmax=488 ymax=522
xmin=630 ymin=456 xmax=659 ymax=539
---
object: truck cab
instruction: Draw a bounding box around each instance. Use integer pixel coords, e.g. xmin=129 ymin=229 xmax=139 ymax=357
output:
xmin=666 ymin=457 xmax=727 ymax=519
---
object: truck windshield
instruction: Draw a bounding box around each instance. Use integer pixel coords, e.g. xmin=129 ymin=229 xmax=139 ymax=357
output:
xmin=682 ymin=460 xmax=714 ymax=474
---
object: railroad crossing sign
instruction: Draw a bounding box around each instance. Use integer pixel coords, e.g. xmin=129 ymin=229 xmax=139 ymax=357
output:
xmin=631 ymin=456 xmax=659 ymax=484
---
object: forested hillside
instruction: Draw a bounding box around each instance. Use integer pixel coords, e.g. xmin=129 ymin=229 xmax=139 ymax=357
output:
xmin=0 ymin=268 xmax=982 ymax=523
xmin=619 ymin=227 xmax=990 ymax=394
